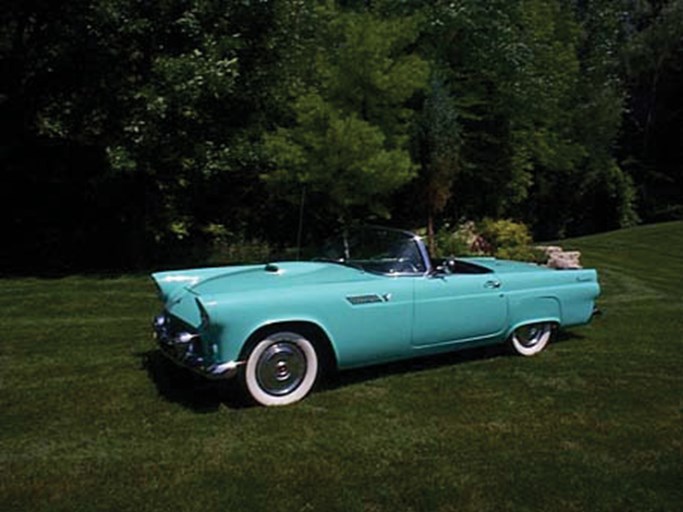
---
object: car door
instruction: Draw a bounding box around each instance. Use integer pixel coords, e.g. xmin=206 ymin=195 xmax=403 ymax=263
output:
xmin=325 ymin=276 xmax=416 ymax=368
xmin=411 ymin=273 xmax=508 ymax=346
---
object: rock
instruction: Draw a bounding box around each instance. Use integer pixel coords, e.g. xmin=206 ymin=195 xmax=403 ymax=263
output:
xmin=539 ymin=245 xmax=563 ymax=255
xmin=536 ymin=245 xmax=582 ymax=269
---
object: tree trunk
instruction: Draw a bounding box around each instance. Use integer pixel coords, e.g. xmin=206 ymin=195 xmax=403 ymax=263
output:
xmin=427 ymin=203 xmax=435 ymax=257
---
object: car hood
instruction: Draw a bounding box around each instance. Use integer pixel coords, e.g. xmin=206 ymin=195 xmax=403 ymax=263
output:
xmin=152 ymin=261 xmax=375 ymax=303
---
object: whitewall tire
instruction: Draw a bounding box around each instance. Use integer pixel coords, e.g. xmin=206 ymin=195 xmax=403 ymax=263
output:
xmin=242 ymin=331 xmax=319 ymax=406
xmin=509 ymin=322 xmax=553 ymax=356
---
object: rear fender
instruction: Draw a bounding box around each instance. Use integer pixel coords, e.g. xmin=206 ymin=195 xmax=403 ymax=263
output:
xmin=504 ymin=296 xmax=562 ymax=339
xmin=505 ymin=317 xmax=560 ymax=340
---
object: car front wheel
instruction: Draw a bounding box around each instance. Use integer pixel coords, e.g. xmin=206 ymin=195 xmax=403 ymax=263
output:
xmin=242 ymin=331 xmax=319 ymax=406
xmin=508 ymin=322 xmax=553 ymax=356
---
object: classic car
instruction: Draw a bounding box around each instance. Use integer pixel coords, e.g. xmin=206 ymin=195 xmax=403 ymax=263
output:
xmin=152 ymin=226 xmax=600 ymax=406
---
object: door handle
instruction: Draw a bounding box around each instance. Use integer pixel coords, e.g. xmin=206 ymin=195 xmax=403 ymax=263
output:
xmin=484 ymin=280 xmax=501 ymax=289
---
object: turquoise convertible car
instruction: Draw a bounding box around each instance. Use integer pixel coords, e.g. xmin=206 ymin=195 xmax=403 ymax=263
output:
xmin=152 ymin=226 xmax=600 ymax=406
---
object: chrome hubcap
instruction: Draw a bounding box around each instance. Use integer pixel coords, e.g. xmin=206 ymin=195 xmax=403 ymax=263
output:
xmin=256 ymin=342 xmax=307 ymax=396
xmin=515 ymin=324 xmax=546 ymax=347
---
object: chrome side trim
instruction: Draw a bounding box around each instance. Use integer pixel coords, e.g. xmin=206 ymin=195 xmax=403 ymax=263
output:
xmin=157 ymin=347 xmax=244 ymax=380
xmin=412 ymin=233 xmax=433 ymax=275
xmin=346 ymin=294 xmax=384 ymax=305
xmin=207 ymin=360 xmax=245 ymax=378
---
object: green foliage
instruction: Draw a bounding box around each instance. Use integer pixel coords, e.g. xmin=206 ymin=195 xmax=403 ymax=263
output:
xmin=620 ymin=0 xmax=683 ymax=222
xmin=478 ymin=218 xmax=543 ymax=262
xmin=264 ymin=92 xmax=417 ymax=219
xmin=526 ymin=0 xmax=638 ymax=238
xmin=415 ymin=77 xmax=462 ymax=251
xmin=204 ymin=225 xmax=273 ymax=265
xmin=2 ymin=0 xmax=681 ymax=270
xmin=434 ymin=218 xmax=543 ymax=262
xmin=417 ymin=0 xmax=638 ymax=238
xmin=434 ymin=224 xmax=475 ymax=257
xmin=263 ymin=3 xmax=428 ymax=223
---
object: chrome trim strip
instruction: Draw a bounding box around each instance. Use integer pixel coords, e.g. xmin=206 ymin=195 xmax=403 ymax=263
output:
xmin=206 ymin=360 xmax=245 ymax=379
xmin=346 ymin=294 xmax=384 ymax=305
xmin=412 ymin=234 xmax=433 ymax=275
xmin=158 ymin=346 xmax=243 ymax=380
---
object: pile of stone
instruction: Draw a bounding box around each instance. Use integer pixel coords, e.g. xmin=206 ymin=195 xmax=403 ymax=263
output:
xmin=537 ymin=246 xmax=582 ymax=269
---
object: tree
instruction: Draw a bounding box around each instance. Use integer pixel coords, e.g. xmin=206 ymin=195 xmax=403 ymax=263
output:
xmin=621 ymin=0 xmax=683 ymax=221
xmin=414 ymin=78 xmax=461 ymax=254
xmin=1 ymin=0 xmax=289 ymax=268
xmin=2 ymin=0 xmax=679 ymax=272
xmin=413 ymin=0 xmax=638 ymax=238
xmin=263 ymin=3 xmax=428 ymax=225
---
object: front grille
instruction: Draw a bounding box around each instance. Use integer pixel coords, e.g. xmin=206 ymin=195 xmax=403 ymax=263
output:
xmin=154 ymin=312 xmax=208 ymax=360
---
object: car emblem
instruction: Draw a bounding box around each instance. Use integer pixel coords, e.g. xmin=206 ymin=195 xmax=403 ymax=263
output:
xmin=346 ymin=294 xmax=383 ymax=305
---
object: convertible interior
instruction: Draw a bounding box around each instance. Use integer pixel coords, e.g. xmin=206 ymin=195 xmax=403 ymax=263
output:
xmin=317 ymin=226 xmax=493 ymax=276
xmin=433 ymin=257 xmax=493 ymax=275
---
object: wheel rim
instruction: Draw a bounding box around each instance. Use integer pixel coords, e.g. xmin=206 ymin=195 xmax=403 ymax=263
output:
xmin=514 ymin=324 xmax=548 ymax=348
xmin=256 ymin=342 xmax=307 ymax=396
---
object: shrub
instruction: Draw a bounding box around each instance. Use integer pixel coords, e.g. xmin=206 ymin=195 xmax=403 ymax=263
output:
xmin=434 ymin=221 xmax=492 ymax=256
xmin=478 ymin=218 xmax=544 ymax=262
xmin=203 ymin=223 xmax=272 ymax=264
xmin=435 ymin=219 xmax=544 ymax=263
xmin=434 ymin=223 xmax=475 ymax=256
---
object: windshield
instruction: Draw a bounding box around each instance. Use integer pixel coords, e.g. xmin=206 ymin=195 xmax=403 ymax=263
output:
xmin=316 ymin=226 xmax=429 ymax=275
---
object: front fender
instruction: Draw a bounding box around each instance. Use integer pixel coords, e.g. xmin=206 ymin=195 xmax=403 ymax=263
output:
xmin=238 ymin=316 xmax=339 ymax=362
xmin=201 ymin=290 xmax=341 ymax=364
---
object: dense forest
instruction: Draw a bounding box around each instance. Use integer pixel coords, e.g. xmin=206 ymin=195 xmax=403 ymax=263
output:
xmin=1 ymin=0 xmax=681 ymax=272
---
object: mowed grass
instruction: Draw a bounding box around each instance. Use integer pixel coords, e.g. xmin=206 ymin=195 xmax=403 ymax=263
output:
xmin=2 ymin=222 xmax=682 ymax=511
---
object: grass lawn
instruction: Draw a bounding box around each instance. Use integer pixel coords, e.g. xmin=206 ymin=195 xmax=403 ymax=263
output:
xmin=2 ymin=221 xmax=682 ymax=511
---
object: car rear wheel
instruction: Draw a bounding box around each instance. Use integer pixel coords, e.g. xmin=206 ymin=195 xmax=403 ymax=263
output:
xmin=242 ymin=331 xmax=319 ymax=406
xmin=509 ymin=322 xmax=553 ymax=356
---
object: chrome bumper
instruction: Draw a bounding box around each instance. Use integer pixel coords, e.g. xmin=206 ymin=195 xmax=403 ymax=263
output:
xmin=153 ymin=314 xmax=242 ymax=379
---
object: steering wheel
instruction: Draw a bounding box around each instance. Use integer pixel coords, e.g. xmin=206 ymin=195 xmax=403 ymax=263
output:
xmin=390 ymin=258 xmax=419 ymax=273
